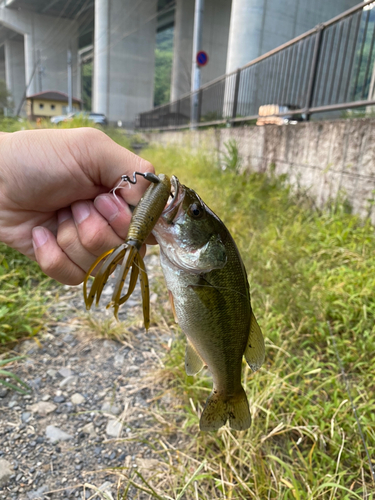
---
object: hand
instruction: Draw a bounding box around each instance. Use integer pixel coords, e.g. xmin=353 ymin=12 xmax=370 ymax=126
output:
xmin=0 ymin=127 xmax=154 ymax=284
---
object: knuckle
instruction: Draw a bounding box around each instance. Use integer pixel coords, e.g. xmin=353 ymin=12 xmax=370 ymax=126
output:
xmin=79 ymin=227 xmax=107 ymax=254
xmin=61 ymin=272 xmax=84 ymax=286
xmin=79 ymin=127 xmax=107 ymax=143
xmin=40 ymin=254 xmax=83 ymax=286
xmin=39 ymin=252 xmax=65 ymax=277
xmin=57 ymin=226 xmax=78 ymax=251
xmin=137 ymin=158 xmax=154 ymax=175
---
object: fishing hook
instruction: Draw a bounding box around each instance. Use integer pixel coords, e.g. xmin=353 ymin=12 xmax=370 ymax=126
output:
xmin=121 ymin=171 xmax=160 ymax=184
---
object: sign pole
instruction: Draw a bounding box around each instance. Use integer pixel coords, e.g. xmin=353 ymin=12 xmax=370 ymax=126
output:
xmin=191 ymin=0 xmax=204 ymax=128
xmin=67 ymin=48 xmax=73 ymax=114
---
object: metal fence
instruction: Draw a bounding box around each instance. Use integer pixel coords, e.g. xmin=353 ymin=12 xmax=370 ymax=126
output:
xmin=138 ymin=0 xmax=375 ymax=130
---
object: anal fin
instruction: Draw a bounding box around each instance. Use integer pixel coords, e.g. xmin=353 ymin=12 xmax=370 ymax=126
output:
xmin=244 ymin=311 xmax=265 ymax=372
xmin=185 ymin=341 xmax=205 ymax=376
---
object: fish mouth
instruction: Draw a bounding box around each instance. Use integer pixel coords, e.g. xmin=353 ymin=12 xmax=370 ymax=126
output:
xmin=162 ymin=175 xmax=184 ymax=223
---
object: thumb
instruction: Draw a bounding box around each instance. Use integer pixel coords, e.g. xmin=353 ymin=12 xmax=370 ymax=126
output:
xmin=72 ymin=128 xmax=155 ymax=206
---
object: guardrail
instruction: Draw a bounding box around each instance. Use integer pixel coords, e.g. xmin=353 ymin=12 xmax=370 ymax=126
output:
xmin=138 ymin=0 xmax=375 ymax=130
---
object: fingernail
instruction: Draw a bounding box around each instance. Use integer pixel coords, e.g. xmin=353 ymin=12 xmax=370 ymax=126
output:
xmin=32 ymin=227 xmax=48 ymax=250
xmin=72 ymin=201 xmax=91 ymax=224
xmin=94 ymin=194 xmax=131 ymax=222
xmin=94 ymin=195 xmax=119 ymax=222
xmin=57 ymin=208 xmax=72 ymax=224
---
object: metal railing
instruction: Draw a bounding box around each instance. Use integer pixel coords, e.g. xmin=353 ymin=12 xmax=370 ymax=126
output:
xmin=138 ymin=0 xmax=375 ymax=130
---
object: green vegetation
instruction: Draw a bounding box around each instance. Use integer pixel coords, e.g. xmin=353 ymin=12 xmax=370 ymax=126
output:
xmin=221 ymin=138 xmax=242 ymax=172
xmin=0 ymin=243 xmax=54 ymax=347
xmin=130 ymin=145 xmax=374 ymax=499
xmin=154 ymin=28 xmax=173 ymax=107
xmin=0 ymin=356 xmax=30 ymax=393
xmin=82 ymin=62 xmax=92 ymax=111
xmin=0 ymin=79 xmax=13 ymax=114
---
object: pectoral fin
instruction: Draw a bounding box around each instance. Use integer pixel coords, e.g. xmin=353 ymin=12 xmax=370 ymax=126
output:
xmin=168 ymin=290 xmax=178 ymax=323
xmin=185 ymin=341 xmax=205 ymax=376
xmin=244 ymin=312 xmax=265 ymax=372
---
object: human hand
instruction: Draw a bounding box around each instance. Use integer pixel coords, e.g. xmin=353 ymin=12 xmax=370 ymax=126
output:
xmin=0 ymin=127 xmax=154 ymax=284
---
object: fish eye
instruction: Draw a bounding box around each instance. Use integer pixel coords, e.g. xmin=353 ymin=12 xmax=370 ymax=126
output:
xmin=189 ymin=203 xmax=204 ymax=219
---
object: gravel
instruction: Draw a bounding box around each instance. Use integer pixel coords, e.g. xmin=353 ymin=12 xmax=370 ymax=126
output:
xmin=0 ymin=253 xmax=172 ymax=499
xmin=0 ymin=459 xmax=12 ymax=487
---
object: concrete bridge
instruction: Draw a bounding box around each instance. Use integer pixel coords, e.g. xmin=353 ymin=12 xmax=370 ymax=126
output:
xmin=0 ymin=0 xmax=358 ymax=126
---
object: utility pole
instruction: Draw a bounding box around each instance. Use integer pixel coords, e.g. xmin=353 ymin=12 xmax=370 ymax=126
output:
xmin=37 ymin=49 xmax=42 ymax=92
xmin=67 ymin=48 xmax=73 ymax=113
xmin=191 ymin=0 xmax=204 ymax=128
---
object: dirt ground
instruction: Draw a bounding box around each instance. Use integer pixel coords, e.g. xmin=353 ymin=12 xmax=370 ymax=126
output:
xmin=0 ymin=252 xmax=177 ymax=500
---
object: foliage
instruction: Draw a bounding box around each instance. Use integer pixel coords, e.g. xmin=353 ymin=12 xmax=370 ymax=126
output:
xmin=351 ymin=10 xmax=375 ymax=101
xmin=0 ymin=79 xmax=13 ymax=112
xmin=0 ymin=117 xmax=30 ymax=132
xmin=0 ymin=356 xmax=30 ymax=394
xmin=0 ymin=243 xmax=55 ymax=347
xmin=221 ymin=138 xmax=242 ymax=172
xmin=154 ymin=28 xmax=173 ymax=107
xmin=82 ymin=61 xmax=92 ymax=111
xmin=136 ymin=145 xmax=375 ymax=499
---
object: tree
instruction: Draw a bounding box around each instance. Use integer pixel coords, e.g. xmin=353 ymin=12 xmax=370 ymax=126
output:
xmin=82 ymin=62 xmax=92 ymax=111
xmin=154 ymin=27 xmax=174 ymax=107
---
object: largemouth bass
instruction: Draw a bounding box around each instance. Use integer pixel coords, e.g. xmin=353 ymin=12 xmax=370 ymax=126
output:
xmin=84 ymin=173 xmax=265 ymax=432
xmin=152 ymin=176 xmax=265 ymax=431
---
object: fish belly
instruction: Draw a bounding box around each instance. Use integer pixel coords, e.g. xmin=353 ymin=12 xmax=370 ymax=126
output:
xmin=159 ymin=251 xmax=248 ymax=396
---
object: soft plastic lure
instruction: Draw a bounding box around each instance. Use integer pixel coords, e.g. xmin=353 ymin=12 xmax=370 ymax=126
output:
xmin=83 ymin=172 xmax=171 ymax=329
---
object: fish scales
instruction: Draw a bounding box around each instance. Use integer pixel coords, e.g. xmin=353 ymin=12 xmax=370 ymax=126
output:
xmin=160 ymin=233 xmax=249 ymax=393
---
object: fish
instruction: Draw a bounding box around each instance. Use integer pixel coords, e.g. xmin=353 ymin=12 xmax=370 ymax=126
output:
xmin=84 ymin=172 xmax=265 ymax=431
xmin=151 ymin=175 xmax=265 ymax=431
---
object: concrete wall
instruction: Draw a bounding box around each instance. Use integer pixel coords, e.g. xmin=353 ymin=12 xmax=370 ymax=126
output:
xmin=146 ymin=119 xmax=375 ymax=224
xmin=171 ymin=0 xmax=232 ymax=101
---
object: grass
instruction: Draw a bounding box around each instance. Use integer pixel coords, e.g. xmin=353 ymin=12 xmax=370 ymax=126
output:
xmin=114 ymin=145 xmax=375 ymax=499
xmin=0 ymin=355 xmax=30 ymax=393
xmin=0 ymin=243 xmax=55 ymax=347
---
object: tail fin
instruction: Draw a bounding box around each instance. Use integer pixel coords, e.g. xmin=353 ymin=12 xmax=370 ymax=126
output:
xmin=200 ymin=387 xmax=251 ymax=431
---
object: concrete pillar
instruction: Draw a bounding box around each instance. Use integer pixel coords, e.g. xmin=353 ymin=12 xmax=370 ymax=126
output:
xmin=171 ymin=0 xmax=194 ymax=101
xmin=171 ymin=0 xmax=232 ymax=101
xmin=5 ymin=38 xmax=25 ymax=113
xmin=93 ymin=0 xmax=108 ymax=115
xmin=23 ymin=33 xmax=35 ymax=93
xmin=226 ymin=0 xmax=359 ymax=74
xmin=93 ymin=0 xmax=157 ymax=126
xmin=0 ymin=46 xmax=5 ymax=82
xmin=0 ymin=4 xmax=79 ymax=98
